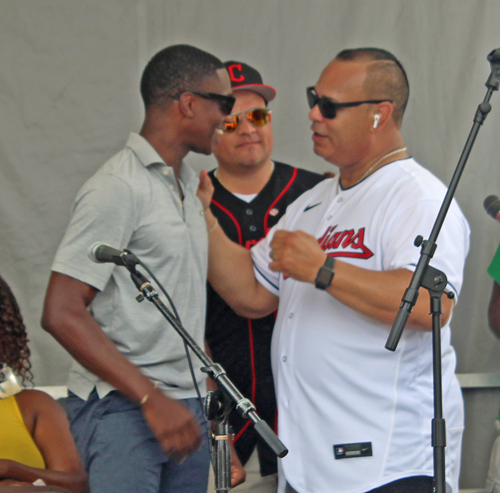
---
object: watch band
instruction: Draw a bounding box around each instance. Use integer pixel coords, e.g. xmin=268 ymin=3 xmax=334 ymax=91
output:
xmin=315 ymin=256 xmax=336 ymax=290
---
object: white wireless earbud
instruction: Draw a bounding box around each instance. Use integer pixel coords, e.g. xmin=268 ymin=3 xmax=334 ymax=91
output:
xmin=373 ymin=114 xmax=381 ymax=129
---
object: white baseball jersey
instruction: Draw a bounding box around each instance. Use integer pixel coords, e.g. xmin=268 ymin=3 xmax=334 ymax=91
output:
xmin=251 ymin=158 xmax=470 ymax=493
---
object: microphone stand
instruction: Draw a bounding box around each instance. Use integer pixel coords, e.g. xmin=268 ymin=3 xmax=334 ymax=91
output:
xmin=122 ymin=262 xmax=288 ymax=492
xmin=385 ymin=48 xmax=500 ymax=493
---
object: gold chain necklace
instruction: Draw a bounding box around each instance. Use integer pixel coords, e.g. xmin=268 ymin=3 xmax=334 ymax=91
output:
xmin=356 ymin=147 xmax=407 ymax=185
xmin=337 ymin=147 xmax=407 ymax=194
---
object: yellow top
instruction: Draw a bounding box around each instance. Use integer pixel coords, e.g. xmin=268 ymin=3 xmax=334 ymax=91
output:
xmin=0 ymin=395 xmax=45 ymax=469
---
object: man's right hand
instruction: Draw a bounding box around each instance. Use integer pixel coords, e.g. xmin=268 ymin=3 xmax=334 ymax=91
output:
xmin=43 ymin=273 xmax=203 ymax=463
xmin=141 ymin=387 xmax=202 ymax=462
xmin=228 ymin=435 xmax=246 ymax=487
xmin=197 ymin=169 xmax=214 ymax=211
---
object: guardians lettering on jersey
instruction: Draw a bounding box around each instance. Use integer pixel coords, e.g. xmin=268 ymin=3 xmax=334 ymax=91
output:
xmin=318 ymin=225 xmax=374 ymax=259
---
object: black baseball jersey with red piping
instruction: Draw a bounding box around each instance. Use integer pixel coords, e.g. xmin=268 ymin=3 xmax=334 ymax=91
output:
xmin=206 ymin=161 xmax=325 ymax=475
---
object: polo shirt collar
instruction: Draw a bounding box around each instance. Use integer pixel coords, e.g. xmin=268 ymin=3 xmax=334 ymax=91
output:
xmin=125 ymin=132 xmax=197 ymax=187
xmin=125 ymin=132 xmax=165 ymax=167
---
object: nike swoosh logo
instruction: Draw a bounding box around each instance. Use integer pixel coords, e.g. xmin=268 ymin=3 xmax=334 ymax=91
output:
xmin=304 ymin=202 xmax=322 ymax=212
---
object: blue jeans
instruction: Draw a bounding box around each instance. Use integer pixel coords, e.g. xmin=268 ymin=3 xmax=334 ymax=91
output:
xmin=66 ymin=389 xmax=210 ymax=493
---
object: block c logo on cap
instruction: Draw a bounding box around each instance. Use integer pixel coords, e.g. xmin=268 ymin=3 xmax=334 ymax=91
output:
xmin=227 ymin=64 xmax=245 ymax=82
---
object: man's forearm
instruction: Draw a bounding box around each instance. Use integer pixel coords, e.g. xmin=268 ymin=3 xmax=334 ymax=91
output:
xmin=41 ymin=272 xmax=155 ymax=403
xmin=206 ymin=209 xmax=278 ymax=319
xmin=327 ymin=261 xmax=453 ymax=330
xmin=269 ymin=230 xmax=453 ymax=331
xmin=42 ymin=272 xmax=202 ymax=460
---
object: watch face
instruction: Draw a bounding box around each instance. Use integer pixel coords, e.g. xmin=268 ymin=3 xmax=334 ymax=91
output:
xmin=315 ymin=267 xmax=334 ymax=290
xmin=315 ymin=257 xmax=335 ymax=290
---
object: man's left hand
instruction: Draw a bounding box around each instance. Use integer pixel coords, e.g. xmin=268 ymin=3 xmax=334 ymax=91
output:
xmin=269 ymin=230 xmax=326 ymax=283
xmin=197 ymin=169 xmax=214 ymax=211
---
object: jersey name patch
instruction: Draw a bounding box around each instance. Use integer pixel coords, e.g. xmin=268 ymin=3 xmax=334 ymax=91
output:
xmin=334 ymin=442 xmax=373 ymax=459
xmin=318 ymin=226 xmax=374 ymax=259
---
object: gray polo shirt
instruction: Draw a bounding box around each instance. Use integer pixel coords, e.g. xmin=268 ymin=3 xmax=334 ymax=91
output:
xmin=52 ymin=133 xmax=208 ymax=400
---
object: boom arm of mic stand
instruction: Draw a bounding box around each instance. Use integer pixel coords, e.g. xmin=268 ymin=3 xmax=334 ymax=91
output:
xmin=127 ymin=267 xmax=288 ymax=459
xmin=386 ymin=47 xmax=500 ymax=351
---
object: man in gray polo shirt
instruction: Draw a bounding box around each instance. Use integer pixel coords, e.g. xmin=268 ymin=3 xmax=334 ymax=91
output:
xmin=41 ymin=44 xmax=234 ymax=493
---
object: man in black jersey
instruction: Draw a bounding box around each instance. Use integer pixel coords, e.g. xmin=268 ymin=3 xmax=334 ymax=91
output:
xmin=205 ymin=61 xmax=325 ymax=492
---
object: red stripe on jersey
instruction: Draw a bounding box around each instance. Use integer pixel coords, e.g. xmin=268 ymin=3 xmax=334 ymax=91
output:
xmin=248 ymin=319 xmax=257 ymax=404
xmin=263 ymin=167 xmax=298 ymax=233
xmin=233 ymin=420 xmax=252 ymax=444
xmin=211 ymin=199 xmax=243 ymax=245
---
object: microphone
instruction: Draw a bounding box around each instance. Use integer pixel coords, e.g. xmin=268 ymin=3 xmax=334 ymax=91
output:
xmin=484 ymin=195 xmax=500 ymax=222
xmin=88 ymin=242 xmax=139 ymax=267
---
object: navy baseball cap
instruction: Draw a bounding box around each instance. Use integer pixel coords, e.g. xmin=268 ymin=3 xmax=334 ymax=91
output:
xmin=224 ymin=61 xmax=276 ymax=103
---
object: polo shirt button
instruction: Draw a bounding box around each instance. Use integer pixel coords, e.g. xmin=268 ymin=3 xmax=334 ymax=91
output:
xmin=163 ymin=169 xmax=169 ymax=176
xmin=282 ymin=356 xmax=287 ymax=362
xmin=288 ymin=313 xmax=294 ymax=319
xmin=249 ymin=225 xmax=257 ymax=232
xmin=246 ymin=209 xmax=253 ymax=215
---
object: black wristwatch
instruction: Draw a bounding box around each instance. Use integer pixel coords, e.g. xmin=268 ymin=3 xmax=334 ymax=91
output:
xmin=315 ymin=256 xmax=336 ymax=290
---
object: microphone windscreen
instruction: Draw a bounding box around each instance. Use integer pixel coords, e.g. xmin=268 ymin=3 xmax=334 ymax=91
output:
xmin=484 ymin=195 xmax=500 ymax=220
xmin=88 ymin=242 xmax=110 ymax=263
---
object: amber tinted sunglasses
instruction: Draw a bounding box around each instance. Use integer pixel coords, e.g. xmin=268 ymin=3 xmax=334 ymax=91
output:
xmin=224 ymin=108 xmax=271 ymax=133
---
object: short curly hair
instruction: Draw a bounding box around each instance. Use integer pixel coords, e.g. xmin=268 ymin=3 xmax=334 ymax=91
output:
xmin=0 ymin=275 xmax=33 ymax=386
xmin=140 ymin=44 xmax=224 ymax=108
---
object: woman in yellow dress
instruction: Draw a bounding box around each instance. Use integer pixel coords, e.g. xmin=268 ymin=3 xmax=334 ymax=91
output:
xmin=0 ymin=275 xmax=88 ymax=492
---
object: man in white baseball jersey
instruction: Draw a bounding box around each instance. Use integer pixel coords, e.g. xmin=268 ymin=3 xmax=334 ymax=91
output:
xmin=198 ymin=48 xmax=470 ymax=493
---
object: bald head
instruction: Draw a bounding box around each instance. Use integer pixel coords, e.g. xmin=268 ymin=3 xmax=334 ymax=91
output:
xmin=335 ymin=48 xmax=409 ymax=127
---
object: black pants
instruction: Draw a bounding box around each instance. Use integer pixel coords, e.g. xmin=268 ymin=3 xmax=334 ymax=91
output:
xmin=285 ymin=476 xmax=433 ymax=493
xmin=368 ymin=476 xmax=433 ymax=493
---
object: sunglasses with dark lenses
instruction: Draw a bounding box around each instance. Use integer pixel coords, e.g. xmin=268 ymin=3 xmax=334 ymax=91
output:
xmin=306 ymin=86 xmax=392 ymax=119
xmin=224 ymin=108 xmax=271 ymax=133
xmin=190 ymin=91 xmax=236 ymax=116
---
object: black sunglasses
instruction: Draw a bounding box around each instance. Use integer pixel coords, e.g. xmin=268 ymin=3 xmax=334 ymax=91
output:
xmin=306 ymin=86 xmax=392 ymax=119
xmin=178 ymin=91 xmax=236 ymax=116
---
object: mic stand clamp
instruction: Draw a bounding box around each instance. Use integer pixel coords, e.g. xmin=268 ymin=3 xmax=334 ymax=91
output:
xmin=205 ymin=390 xmax=234 ymax=492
